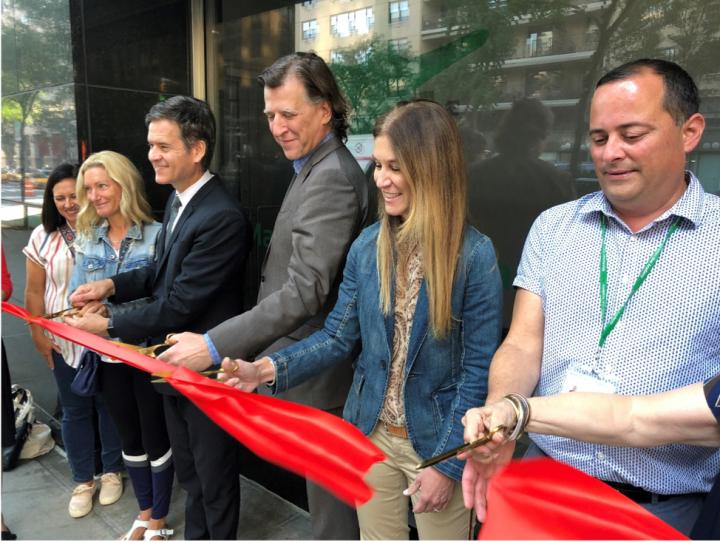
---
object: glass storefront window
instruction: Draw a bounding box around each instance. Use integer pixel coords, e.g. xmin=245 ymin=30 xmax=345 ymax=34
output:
xmin=2 ymin=0 xmax=77 ymax=227
xmin=207 ymin=0 xmax=720 ymax=326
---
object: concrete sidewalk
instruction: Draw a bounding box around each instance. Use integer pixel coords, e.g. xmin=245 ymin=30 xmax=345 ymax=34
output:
xmin=1 ymin=225 xmax=311 ymax=540
xmin=2 ymin=447 xmax=311 ymax=540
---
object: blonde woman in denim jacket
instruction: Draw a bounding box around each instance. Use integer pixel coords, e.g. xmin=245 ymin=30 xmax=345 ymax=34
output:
xmin=69 ymin=151 xmax=172 ymax=541
xmin=220 ymin=100 xmax=503 ymax=540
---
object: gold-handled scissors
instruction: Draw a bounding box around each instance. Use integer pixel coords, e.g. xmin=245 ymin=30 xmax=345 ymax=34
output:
xmin=42 ymin=307 xmax=78 ymax=319
xmin=416 ymin=425 xmax=507 ymax=469
xmin=150 ymin=369 xmax=224 ymax=384
xmin=113 ymin=333 xmax=176 ymax=358
xmin=114 ymin=341 xmax=169 ymax=358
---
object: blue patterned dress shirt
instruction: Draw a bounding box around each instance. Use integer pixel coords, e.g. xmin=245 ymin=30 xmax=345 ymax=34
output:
xmin=515 ymin=172 xmax=720 ymax=494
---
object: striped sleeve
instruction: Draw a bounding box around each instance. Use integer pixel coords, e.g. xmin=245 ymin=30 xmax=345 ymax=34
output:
xmin=22 ymin=225 xmax=49 ymax=268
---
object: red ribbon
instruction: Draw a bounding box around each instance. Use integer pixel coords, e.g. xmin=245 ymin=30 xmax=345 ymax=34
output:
xmin=480 ymin=458 xmax=688 ymax=540
xmin=3 ymin=301 xmax=384 ymax=506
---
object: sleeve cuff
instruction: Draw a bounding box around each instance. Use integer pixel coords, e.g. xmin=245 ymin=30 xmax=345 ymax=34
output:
xmin=265 ymin=357 xmax=276 ymax=388
xmin=203 ymin=333 xmax=223 ymax=367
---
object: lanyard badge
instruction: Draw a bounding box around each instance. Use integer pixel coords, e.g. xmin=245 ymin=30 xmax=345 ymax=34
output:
xmin=563 ymin=214 xmax=681 ymax=395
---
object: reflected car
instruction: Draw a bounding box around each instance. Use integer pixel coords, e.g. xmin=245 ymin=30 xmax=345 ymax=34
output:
xmin=1 ymin=167 xmax=21 ymax=183
xmin=25 ymin=168 xmax=52 ymax=188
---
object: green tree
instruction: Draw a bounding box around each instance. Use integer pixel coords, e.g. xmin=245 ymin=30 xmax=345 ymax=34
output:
xmin=330 ymin=0 xmax=576 ymax=134
xmin=1 ymin=0 xmax=74 ymax=177
xmin=567 ymin=0 xmax=720 ymax=177
xmin=331 ymin=36 xmax=417 ymax=133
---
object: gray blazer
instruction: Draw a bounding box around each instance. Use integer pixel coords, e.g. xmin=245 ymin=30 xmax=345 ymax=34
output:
xmin=208 ymin=135 xmax=369 ymax=410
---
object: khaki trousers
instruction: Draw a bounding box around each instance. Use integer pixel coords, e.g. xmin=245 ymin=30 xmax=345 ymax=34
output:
xmin=358 ymin=426 xmax=471 ymax=540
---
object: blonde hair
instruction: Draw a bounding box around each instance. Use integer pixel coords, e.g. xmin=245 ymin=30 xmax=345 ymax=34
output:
xmin=374 ymin=100 xmax=467 ymax=338
xmin=75 ymin=151 xmax=154 ymax=236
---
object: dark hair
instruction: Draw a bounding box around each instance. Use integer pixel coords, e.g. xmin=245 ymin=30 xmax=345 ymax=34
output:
xmin=596 ymin=58 xmax=699 ymax=125
xmin=494 ymin=98 xmax=553 ymax=155
xmin=145 ymin=95 xmax=216 ymax=169
xmin=258 ymin=52 xmax=350 ymax=141
xmin=42 ymin=163 xmax=80 ymax=233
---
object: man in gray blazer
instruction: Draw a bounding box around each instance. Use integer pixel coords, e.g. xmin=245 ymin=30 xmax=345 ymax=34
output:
xmin=160 ymin=52 xmax=369 ymax=539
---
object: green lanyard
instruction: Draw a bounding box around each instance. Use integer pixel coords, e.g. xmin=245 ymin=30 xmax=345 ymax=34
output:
xmin=598 ymin=214 xmax=681 ymax=348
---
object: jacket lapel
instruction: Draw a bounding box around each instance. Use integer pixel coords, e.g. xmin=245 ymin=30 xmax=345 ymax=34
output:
xmin=154 ymin=177 xmax=214 ymax=276
xmin=261 ymin=136 xmax=342 ymax=272
xmin=296 ymin=136 xmax=342 ymax=183
xmin=156 ymin=194 xmax=174 ymax=259
xmin=404 ymin=281 xmax=429 ymax=375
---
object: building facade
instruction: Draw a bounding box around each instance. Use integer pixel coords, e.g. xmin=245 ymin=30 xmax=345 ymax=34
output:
xmin=3 ymin=0 xmax=720 ymax=505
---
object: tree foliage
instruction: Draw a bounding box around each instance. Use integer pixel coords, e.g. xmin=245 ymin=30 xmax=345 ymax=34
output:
xmin=1 ymin=0 xmax=74 ymax=171
xmin=331 ymin=36 xmax=417 ymax=133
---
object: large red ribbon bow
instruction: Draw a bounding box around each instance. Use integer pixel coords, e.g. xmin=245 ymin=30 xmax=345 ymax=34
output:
xmin=480 ymin=458 xmax=687 ymax=540
xmin=2 ymin=301 xmax=384 ymax=506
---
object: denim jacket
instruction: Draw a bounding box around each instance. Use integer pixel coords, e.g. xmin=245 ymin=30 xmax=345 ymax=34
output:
xmin=70 ymin=220 xmax=162 ymax=320
xmin=272 ymin=223 xmax=503 ymax=480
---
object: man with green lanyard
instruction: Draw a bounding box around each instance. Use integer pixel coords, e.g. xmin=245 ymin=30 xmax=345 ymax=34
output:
xmin=462 ymin=58 xmax=720 ymax=535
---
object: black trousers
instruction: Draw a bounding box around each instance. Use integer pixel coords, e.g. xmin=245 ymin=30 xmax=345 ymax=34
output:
xmin=100 ymin=362 xmax=170 ymax=459
xmin=1 ymin=341 xmax=15 ymax=448
xmin=163 ymin=394 xmax=240 ymax=540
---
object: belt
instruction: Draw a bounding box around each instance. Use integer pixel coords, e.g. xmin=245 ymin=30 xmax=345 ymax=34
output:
xmin=603 ymin=481 xmax=701 ymax=504
xmin=383 ymin=422 xmax=408 ymax=439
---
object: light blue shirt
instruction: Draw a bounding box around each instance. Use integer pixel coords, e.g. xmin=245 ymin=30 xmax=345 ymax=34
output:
xmin=516 ymin=172 xmax=720 ymax=494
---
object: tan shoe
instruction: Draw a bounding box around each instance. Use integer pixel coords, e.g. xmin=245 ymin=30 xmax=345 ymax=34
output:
xmin=68 ymin=481 xmax=96 ymax=518
xmin=99 ymin=472 xmax=123 ymax=505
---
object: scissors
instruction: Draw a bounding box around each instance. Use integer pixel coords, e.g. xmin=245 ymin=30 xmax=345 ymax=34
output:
xmin=42 ymin=307 xmax=78 ymax=319
xmin=416 ymin=425 xmax=506 ymax=469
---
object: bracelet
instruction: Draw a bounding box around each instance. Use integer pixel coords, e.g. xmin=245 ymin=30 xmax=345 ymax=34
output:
xmin=502 ymin=396 xmax=521 ymax=436
xmin=502 ymin=393 xmax=532 ymax=440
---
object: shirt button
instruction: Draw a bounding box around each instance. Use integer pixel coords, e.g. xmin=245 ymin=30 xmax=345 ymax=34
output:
xmin=622 ymin=275 xmax=630 ymax=285
xmin=110 ymin=255 xmax=116 ymax=260
xmin=629 ymin=235 xmax=637 ymax=242
xmin=596 ymin=451 xmax=605 ymax=460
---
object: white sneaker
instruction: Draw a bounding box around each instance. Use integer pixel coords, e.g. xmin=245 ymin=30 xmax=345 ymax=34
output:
xmin=68 ymin=481 xmax=96 ymax=518
xmin=98 ymin=472 xmax=123 ymax=505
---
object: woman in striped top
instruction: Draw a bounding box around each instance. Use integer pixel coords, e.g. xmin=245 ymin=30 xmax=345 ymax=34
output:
xmin=23 ymin=163 xmax=123 ymax=520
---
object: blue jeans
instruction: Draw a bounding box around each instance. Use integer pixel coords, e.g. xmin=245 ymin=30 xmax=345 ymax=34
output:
xmin=52 ymin=352 xmax=123 ymax=482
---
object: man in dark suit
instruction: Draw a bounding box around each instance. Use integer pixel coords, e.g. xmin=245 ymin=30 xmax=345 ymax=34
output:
xmin=68 ymin=95 xmax=251 ymax=540
xmin=159 ymin=53 xmax=368 ymax=539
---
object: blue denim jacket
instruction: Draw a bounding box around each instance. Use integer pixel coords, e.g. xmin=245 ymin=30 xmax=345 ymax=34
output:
xmin=70 ymin=220 xmax=162 ymax=318
xmin=272 ymin=223 xmax=502 ymax=480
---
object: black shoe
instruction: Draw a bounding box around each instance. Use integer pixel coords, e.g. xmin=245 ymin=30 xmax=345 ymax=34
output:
xmin=1 ymin=529 xmax=17 ymax=540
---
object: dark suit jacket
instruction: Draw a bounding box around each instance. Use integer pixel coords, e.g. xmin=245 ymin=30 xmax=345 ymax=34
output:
xmin=110 ymin=175 xmax=251 ymax=344
xmin=208 ymin=136 xmax=369 ymax=410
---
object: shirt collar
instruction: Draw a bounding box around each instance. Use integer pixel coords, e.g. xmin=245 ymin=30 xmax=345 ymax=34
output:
xmin=175 ymin=170 xmax=214 ymax=208
xmin=92 ymin=220 xmax=143 ymax=243
xmin=292 ymin=132 xmax=334 ymax=175
xmin=579 ymin=170 xmax=706 ymax=229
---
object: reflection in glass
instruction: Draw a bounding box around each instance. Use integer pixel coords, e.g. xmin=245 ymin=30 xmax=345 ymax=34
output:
xmin=1 ymin=0 xmax=75 ymax=225
xmin=208 ymin=0 xmax=720 ymax=313
xmin=1 ymin=0 xmax=73 ymax=95
xmin=2 ymin=86 xmax=78 ymax=225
